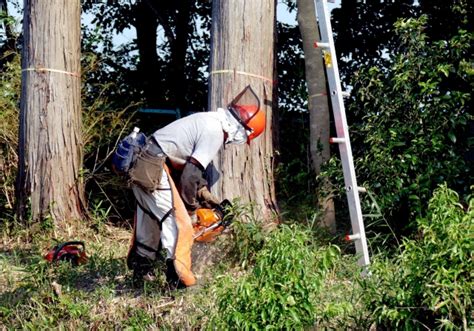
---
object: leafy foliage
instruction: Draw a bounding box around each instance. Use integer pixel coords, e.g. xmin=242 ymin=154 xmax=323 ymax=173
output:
xmin=2 ymin=187 xmax=471 ymax=329
xmin=210 ymin=223 xmax=341 ymax=329
xmin=332 ymin=0 xmax=417 ymax=85
xmin=223 ymin=202 xmax=266 ymax=269
xmin=332 ymin=0 xmax=473 ymax=87
xmin=346 ymin=14 xmax=473 ymax=235
xmin=364 ymin=184 xmax=473 ymax=329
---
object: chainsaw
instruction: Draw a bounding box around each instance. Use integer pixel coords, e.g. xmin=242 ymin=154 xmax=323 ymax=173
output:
xmin=44 ymin=241 xmax=88 ymax=266
xmin=193 ymin=199 xmax=233 ymax=242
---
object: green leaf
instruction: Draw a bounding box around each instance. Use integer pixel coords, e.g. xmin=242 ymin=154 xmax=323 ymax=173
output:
xmin=447 ymin=131 xmax=456 ymax=143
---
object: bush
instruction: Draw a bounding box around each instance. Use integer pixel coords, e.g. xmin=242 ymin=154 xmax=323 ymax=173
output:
xmin=342 ymin=13 xmax=473 ymax=237
xmin=364 ymin=184 xmax=473 ymax=329
xmin=223 ymin=202 xmax=267 ymax=269
xmin=209 ymin=223 xmax=341 ymax=329
xmin=80 ymin=51 xmax=140 ymax=222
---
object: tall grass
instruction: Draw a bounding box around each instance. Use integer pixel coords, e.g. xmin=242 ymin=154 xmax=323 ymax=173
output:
xmin=0 ymin=55 xmax=20 ymax=216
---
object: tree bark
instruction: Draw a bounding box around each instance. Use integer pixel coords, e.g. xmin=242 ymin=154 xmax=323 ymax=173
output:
xmin=17 ymin=0 xmax=86 ymax=223
xmin=208 ymin=0 xmax=278 ymax=219
xmin=297 ymin=0 xmax=335 ymax=232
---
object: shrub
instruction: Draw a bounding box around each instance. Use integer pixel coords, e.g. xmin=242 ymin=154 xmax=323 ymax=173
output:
xmin=222 ymin=201 xmax=267 ymax=269
xmin=331 ymin=12 xmax=473 ymax=239
xmin=209 ymin=223 xmax=341 ymax=329
xmin=364 ymin=184 xmax=473 ymax=329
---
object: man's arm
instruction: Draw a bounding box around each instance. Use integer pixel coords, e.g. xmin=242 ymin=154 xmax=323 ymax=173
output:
xmin=179 ymin=159 xmax=207 ymax=211
xmin=179 ymin=157 xmax=221 ymax=211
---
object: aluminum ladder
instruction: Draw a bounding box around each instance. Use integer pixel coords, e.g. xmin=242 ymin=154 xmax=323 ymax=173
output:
xmin=313 ymin=0 xmax=370 ymax=267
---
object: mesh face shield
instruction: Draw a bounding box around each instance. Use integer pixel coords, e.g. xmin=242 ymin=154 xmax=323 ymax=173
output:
xmin=227 ymin=85 xmax=261 ymax=134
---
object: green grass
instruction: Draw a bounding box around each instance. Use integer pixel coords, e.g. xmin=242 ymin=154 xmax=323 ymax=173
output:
xmin=0 ymin=219 xmax=203 ymax=329
xmin=1 ymin=186 xmax=472 ymax=329
xmin=0 ymin=210 xmax=364 ymax=329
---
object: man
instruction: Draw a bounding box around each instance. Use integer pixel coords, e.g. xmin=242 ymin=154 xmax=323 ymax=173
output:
xmin=127 ymin=87 xmax=266 ymax=288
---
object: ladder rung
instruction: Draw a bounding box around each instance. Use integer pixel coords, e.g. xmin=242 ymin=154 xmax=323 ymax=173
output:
xmin=329 ymin=137 xmax=345 ymax=144
xmin=345 ymin=233 xmax=361 ymax=241
xmin=313 ymin=41 xmax=330 ymax=49
xmin=358 ymin=187 xmax=367 ymax=193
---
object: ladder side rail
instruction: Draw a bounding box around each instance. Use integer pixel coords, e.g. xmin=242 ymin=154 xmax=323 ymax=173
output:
xmin=314 ymin=0 xmax=370 ymax=266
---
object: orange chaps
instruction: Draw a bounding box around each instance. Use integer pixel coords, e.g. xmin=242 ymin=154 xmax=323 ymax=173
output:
xmin=128 ymin=165 xmax=196 ymax=286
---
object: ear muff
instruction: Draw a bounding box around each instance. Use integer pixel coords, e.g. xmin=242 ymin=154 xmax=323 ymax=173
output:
xmin=231 ymin=105 xmax=266 ymax=143
xmin=244 ymin=108 xmax=266 ymax=143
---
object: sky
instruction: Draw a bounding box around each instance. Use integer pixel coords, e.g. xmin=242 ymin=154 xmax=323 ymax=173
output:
xmin=4 ymin=0 xmax=341 ymax=51
xmin=277 ymin=0 xmax=341 ymax=25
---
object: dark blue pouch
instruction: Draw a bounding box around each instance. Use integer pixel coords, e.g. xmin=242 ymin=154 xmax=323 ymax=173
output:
xmin=112 ymin=132 xmax=146 ymax=175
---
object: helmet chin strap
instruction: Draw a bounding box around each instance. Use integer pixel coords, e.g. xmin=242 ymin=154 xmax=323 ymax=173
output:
xmin=216 ymin=108 xmax=248 ymax=145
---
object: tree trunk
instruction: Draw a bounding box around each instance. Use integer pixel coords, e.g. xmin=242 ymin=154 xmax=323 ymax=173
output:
xmin=208 ymin=0 xmax=278 ymax=219
xmin=17 ymin=0 xmax=86 ymax=223
xmin=169 ymin=0 xmax=191 ymax=111
xmin=297 ymin=0 xmax=335 ymax=232
xmin=135 ymin=0 xmax=160 ymax=107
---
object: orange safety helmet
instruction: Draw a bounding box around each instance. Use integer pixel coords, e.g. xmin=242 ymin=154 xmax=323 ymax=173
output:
xmin=230 ymin=104 xmax=266 ymax=144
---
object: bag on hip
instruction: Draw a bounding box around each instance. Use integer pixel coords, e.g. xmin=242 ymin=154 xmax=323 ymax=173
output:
xmin=129 ymin=148 xmax=165 ymax=192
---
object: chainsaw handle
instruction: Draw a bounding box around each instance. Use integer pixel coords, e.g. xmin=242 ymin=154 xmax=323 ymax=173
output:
xmin=214 ymin=199 xmax=232 ymax=218
xmin=52 ymin=241 xmax=85 ymax=262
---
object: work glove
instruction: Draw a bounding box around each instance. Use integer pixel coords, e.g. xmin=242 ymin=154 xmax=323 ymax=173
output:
xmin=180 ymin=161 xmax=207 ymax=211
xmin=197 ymin=186 xmax=221 ymax=209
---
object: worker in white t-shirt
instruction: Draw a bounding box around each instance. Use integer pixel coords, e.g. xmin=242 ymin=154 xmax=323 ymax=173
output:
xmin=127 ymin=91 xmax=266 ymax=288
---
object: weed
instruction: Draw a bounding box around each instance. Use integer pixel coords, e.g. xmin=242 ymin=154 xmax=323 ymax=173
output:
xmin=208 ymin=223 xmax=344 ymax=329
xmin=217 ymin=199 xmax=267 ymax=269
xmin=363 ymin=184 xmax=473 ymax=329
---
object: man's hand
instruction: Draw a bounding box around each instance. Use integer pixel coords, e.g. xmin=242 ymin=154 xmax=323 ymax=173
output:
xmin=197 ymin=186 xmax=220 ymax=209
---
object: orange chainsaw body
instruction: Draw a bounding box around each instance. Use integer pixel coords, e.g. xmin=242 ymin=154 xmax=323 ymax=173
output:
xmin=193 ymin=208 xmax=224 ymax=242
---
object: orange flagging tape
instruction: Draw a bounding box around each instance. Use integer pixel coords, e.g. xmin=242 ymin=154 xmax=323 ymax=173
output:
xmin=210 ymin=69 xmax=275 ymax=85
xmin=22 ymin=67 xmax=80 ymax=78
xmin=308 ymin=92 xmax=327 ymax=99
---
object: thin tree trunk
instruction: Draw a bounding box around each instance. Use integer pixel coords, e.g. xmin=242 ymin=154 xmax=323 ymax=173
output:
xmin=297 ymin=0 xmax=335 ymax=232
xmin=17 ymin=0 xmax=85 ymax=223
xmin=135 ymin=0 xmax=160 ymax=107
xmin=208 ymin=0 xmax=278 ymax=219
xmin=169 ymin=0 xmax=191 ymax=111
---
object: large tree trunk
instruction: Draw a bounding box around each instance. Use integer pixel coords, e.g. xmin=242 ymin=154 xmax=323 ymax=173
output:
xmin=17 ymin=0 xmax=85 ymax=223
xmin=297 ymin=0 xmax=335 ymax=232
xmin=208 ymin=0 xmax=278 ymax=219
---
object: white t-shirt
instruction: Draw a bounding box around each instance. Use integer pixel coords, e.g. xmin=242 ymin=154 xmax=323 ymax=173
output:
xmin=152 ymin=112 xmax=224 ymax=170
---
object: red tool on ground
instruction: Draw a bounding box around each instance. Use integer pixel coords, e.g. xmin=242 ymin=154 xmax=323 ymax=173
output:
xmin=44 ymin=241 xmax=88 ymax=266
